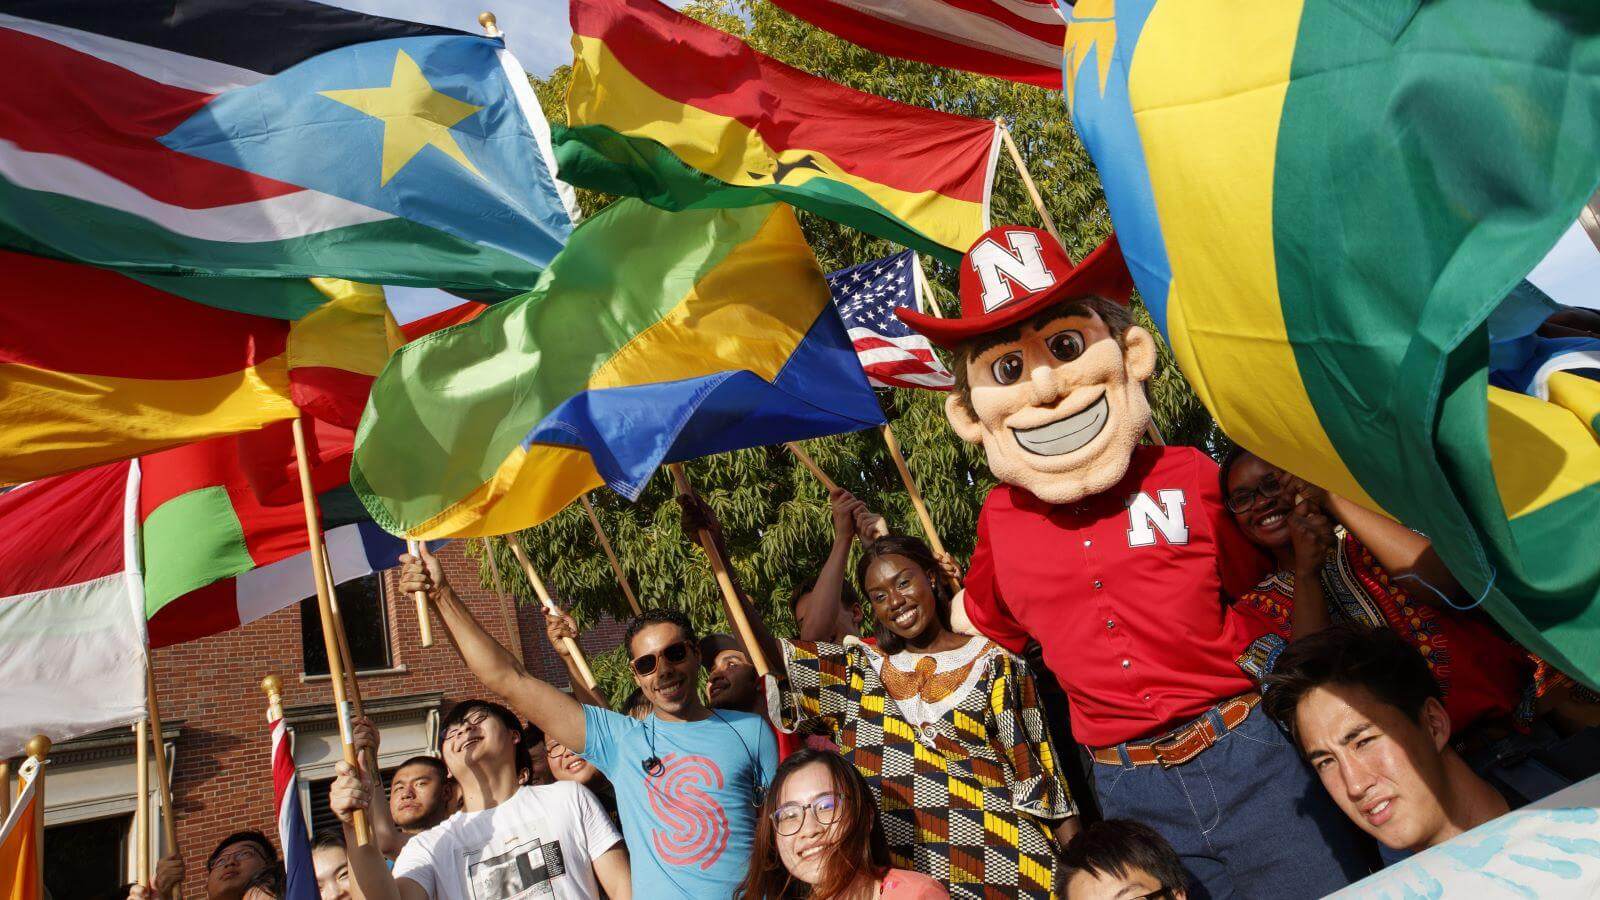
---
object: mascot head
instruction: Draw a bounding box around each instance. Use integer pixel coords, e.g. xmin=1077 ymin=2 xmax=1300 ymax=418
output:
xmin=898 ymin=227 xmax=1156 ymax=505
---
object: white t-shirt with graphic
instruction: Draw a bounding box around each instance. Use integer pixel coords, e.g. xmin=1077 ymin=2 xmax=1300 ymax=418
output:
xmin=393 ymin=782 xmax=622 ymax=900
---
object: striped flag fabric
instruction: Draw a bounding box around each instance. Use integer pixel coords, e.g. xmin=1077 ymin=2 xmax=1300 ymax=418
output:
xmin=768 ymin=0 xmax=1067 ymax=88
xmin=1063 ymin=0 xmax=1600 ymax=685
xmin=0 ymin=251 xmax=395 ymax=486
xmin=140 ymin=432 xmax=407 ymax=648
xmin=0 ymin=0 xmax=576 ymax=301
xmin=827 ymin=251 xmax=954 ymax=390
xmin=0 ymin=461 xmax=147 ymax=755
xmin=558 ymin=0 xmax=1001 ymax=264
xmin=270 ymin=715 xmax=319 ymax=900
xmin=352 ymin=200 xmax=886 ymax=539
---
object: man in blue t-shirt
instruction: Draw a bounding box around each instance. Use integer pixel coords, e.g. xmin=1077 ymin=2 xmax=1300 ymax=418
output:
xmin=400 ymin=547 xmax=777 ymax=899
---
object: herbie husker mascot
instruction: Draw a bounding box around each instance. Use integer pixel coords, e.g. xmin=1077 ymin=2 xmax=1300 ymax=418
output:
xmin=897 ymin=226 xmax=1369 ymax=899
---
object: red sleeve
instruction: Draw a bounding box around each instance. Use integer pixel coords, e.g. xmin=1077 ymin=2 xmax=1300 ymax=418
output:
xmin=1192 ymin=450 xmax=1272 ymax=599
xmin=961 ymin=500 xmax=1030 ymax=655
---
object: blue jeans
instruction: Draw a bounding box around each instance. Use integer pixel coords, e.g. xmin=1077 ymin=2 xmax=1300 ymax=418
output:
xmin=1092 ymin=703 xmax=1372 ymax=899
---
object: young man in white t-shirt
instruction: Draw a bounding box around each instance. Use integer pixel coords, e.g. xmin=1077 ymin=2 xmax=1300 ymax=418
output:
xmin=330 ymin=699 xmax=630 ymax=900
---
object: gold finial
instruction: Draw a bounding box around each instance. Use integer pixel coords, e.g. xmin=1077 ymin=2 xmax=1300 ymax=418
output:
xmin=24 ymin=734 xmax=50 ymax=760
xmin=261 ymin=674 xmax=282 ymax=698
xmin=478 ymin=11 xmax=501 ymax=37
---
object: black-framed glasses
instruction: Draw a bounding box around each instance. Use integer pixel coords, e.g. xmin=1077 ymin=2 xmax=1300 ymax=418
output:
xmin=442 ymin=710 xmax=492 ymax=743
xmin=209 ymin=845 xmax=265 ymax=871
xmin=1226 ymin=473 xmax=1283 ymax=515
xmin=631 ymin=640 xmax=691 ymax=676
xmin=771 ymin=792 xmax=841 ymax=836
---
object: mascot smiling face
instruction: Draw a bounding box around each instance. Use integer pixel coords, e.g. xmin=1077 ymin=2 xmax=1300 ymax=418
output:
xmin=898 ymin=227 xmax=1156 ymax=504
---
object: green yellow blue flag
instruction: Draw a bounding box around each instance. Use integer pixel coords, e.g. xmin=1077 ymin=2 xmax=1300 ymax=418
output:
xmin=1064 ymin=0 xmax=1600 ymax=684
xmin=351 ymin=200 xmax=886 ymax=539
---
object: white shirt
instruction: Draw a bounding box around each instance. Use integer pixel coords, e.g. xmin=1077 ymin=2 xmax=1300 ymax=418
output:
xmin=393 ymin=782 xmax=622 ymax=900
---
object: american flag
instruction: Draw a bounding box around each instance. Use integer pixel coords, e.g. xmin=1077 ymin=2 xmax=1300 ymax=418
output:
xmin=827 ymin=250 xmax=954 ymax=391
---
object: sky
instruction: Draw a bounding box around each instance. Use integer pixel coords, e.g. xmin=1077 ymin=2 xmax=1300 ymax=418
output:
xmin=329 ymin=0 xmax=689 ymax=77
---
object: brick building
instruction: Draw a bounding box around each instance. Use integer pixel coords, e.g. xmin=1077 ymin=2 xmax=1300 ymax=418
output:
xmin=35 ymin=542 xmax=626 ymax=899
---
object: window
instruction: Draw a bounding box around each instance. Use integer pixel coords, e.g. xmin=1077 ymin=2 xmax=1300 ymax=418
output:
xmin=302 ymin=573 xmax=392 ymax=676
xmin=307 ymin=768 xmax=395 ymax=836
xmin=45 ymin=815 xmax=129 ymax=898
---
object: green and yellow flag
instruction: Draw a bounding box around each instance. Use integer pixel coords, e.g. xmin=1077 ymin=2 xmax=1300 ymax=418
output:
xmin=1065 ymin=0 xmax=1600 ymax=684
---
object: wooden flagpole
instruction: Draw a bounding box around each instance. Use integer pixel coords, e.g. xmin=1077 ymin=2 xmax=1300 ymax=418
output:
xmin=25 ymin=735 xmax=50 ymax=900
xmin=315 ymin=545 xmax=382 ymax=782
xmin=913 ymin=255 xmax=946 ymax=319
xmin=480 ymin=539 xmax=526 ymax=665
xmin=134 ymin=718 xmax=150 ymax=887
xmin=667 ymin=464 xmax=770 ymax=678
xmin=145 ymin=668 xmax=182 ymax=899
xmin=506 ymin=536 xmax=599 ymax=690
xmin=405 ymin=541 xmax=435 ymax=647
xmin=0 ymin=757 xmax=10 ymax=823
xmin=878 ymin=425 xmax=948 ymax=558
xmin=995 ymin=120 xmax=1062 ymax=247
xmin=579 ymin=495 xmax=642 ymax=616
xmin=784 ymin=442 xmax=838 ymax=492
xmin=291 ymin=418 xmax=370 ymax=845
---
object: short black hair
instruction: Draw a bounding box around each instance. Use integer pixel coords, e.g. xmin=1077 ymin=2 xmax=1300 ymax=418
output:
xmin=395 ymin=755 xmax=447 ymax=780
xmin=208 ymin=830 xmax=276 ymax=869
xmin=243 ymin=864 xmax=285 ymax=898
xmin=1262 ymin=624 xmax=1442 ymax=748
xmin=623 ymin=607 xmax=698 ymax=658
xmin=1064 ymin=819 xmax=1188 ymax=893
xmin=310 ymin=828 xmax=345 ymax=853
xmin=439 ymin=699 xmax=530 ymax=775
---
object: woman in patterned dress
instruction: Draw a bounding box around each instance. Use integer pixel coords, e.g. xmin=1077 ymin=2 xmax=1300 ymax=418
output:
xmin=764 ymin=535 xmax=1077 ymax=900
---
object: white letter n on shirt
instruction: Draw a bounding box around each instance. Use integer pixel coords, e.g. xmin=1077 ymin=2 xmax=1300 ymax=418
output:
xmin=1126 ymin=490 xmax=1190 ymax=547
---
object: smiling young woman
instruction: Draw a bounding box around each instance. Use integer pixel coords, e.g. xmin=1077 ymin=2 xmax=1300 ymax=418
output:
xmin=764 ymin=535 xmax=1078 ymax=899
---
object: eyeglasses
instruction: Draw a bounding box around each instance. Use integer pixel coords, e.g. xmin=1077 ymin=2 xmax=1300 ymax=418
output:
xmin=547 ymin=741 xmax=580 ymax=761
xmin=210 ymin=846 xmax=265 ymax=870
xmin=1226 ymin=473 xmax=1283 ymax=515
xmin=771 ymin=792 xmax=841 ymax=836
xmin=442 ymin=710 xmax=492 ymax=743
xmin=631 ymin=640 xmax=691 ymax=676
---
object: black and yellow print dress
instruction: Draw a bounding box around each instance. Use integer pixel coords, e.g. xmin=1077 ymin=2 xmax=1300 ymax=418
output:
xmin=777 ymin=635 xmax=1074 ymax=900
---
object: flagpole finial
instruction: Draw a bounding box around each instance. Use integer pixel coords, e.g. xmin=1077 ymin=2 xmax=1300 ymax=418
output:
xmin=261 ymin=674 xmax=282 ymax=700
xmin=478 ymin=11 xmax=501 ymax=37
xmin=24 ymin=734 xmax=49 ymax=761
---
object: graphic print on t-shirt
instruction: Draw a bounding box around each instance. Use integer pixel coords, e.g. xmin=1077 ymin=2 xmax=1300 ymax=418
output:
xmin=644 ymin=753 xmax=730 ymax=870
xmin=1125 ymin=489 xmax=1189 ymax=547
xmin=464 ymin=835 xmax=568 ymax=900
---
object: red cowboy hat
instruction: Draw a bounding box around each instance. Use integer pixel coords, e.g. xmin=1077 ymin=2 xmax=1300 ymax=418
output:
xmin=896 ymin=226 xmax=1133 ymax=349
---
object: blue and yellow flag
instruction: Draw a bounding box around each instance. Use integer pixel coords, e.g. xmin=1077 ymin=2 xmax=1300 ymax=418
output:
xmin=351 ymin=200 xmax=886 ymax=539
xmin=1064 ymin=0 xmax=1600 ymax=684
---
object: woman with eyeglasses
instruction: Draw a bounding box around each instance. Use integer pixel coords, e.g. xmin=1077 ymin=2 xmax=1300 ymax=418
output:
xmin=737 ymin=534 xmax=1075 ymax=900
xmin=737 ymin=749 xmax=946 ymax=899
xmin=1219 ymin=447 xmax=1534 ymax=733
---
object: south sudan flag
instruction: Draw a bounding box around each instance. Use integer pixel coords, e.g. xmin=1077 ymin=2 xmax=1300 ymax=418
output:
xmin=1064 ymin=0 xmax=1600 ymax=685
xmin=557 ymin=0 xmax=1000 ymax=265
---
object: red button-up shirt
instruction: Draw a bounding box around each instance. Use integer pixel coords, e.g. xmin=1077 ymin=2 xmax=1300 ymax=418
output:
xmin=963 ymin=445 xmax=1272 ymax=748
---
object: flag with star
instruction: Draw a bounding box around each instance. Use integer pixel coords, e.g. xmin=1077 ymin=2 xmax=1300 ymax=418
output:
xmin=828 ymin=250 xmax=954 ymax=391
xmin=0 ymin=1 xmax=578 ymax=302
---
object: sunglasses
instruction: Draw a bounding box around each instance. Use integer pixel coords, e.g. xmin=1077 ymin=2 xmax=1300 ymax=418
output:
xmin=631 ymin=640 xmax=691 ymax=676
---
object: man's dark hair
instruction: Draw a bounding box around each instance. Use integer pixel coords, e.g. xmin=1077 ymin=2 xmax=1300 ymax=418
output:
xmin=208 ymin=830 xmax=276 ymax=869
xmin=950 ymin=296 xmax=1135 ymax=418
xmin=1262 ymin=624 xmax=1442 ymax=747
xmin=439 ymin=699 xmax=530 ymax=775
xmin=623 ymin=607 xmax=698 ymax=658
xmin=785 ymin=576 xmax=861 ymax=613
xmin=242 ymin=864 xmax=285 ymax=898
xmin=395 ymin=755 xmax=448 ymax=781
xmin=1063 ymin=819 xmax=1188 ymax=893
xmin=310 ymin=828 xmax=345 ymax=853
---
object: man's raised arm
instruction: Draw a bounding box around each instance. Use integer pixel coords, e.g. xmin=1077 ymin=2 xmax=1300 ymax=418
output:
xmin=400 ymin=546 xmax=586 ymax=750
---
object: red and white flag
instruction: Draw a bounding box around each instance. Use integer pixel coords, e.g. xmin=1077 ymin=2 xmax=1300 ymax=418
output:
xmin=769 ymin=0 xmax=1066 ymax=88
xmin=0 ymin=461 xmax=146 ymax=756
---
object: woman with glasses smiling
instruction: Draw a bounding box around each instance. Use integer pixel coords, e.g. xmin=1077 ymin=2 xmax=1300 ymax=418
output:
xmin=737 ymin=749 xmax=946 ymax=900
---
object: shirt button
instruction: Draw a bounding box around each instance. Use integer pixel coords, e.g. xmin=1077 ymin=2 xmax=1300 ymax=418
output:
xmin=1144 ymin=694 xmax=1152 ymax=702
xmin=1121 ymin=659 xmax=1131 ymax=669
xmin=1083 ymin=539 xmax=1093 ymax=547
xmin=1094 ymin=580 xmax=1104 ymax=589
xmin=1105 ymin=619 xmax=1115 ymax=629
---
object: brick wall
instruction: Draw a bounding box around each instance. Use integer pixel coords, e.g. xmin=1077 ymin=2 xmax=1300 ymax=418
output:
xmin=151 ymin=541 xmax=628 ymax=897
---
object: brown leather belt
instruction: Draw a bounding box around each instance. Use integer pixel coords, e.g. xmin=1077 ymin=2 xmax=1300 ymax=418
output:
xmin=1091 ymin=693 xmax=1262 ymax=768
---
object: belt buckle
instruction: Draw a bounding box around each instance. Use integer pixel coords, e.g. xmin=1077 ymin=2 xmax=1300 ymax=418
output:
xmin=1149 ymin=720 xmax=1214 ymax=768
